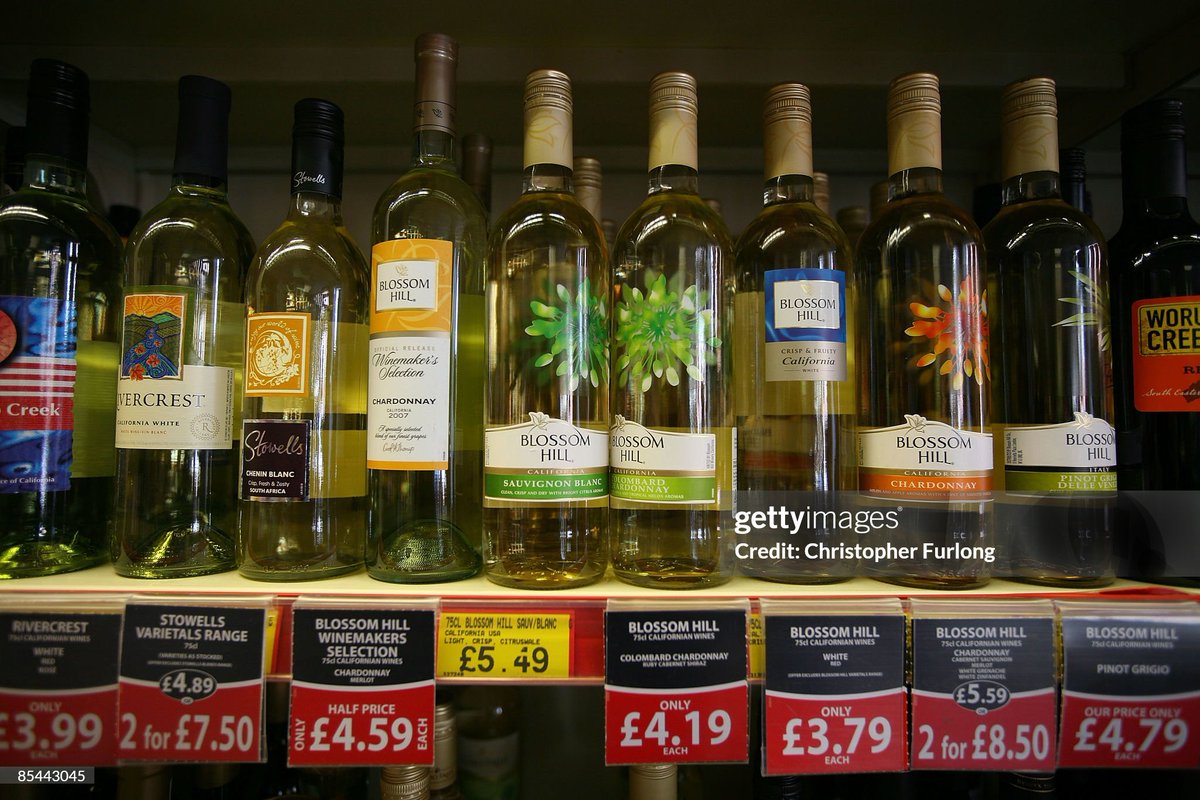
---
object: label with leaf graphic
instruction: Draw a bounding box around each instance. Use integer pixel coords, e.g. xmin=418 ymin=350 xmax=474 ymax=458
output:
xmin=1002 ymin=412 xmax=1117 ymax=494
xmin=484 ymin=412 xmax=608 ymax=505
xmin=906 ymin=280 xmax=990 ymax=390
xmin=764 ymin=268 xmax=847 ymax=382
xmin=859 ymin=415 xmax=992 ymax=500
xmin=615 ymin=273 xmax=720 ymax=392
xmin=610 ymin=416 xmax=719 ymax=504
xmin=526 ymin=278 xmax=609 ymax=391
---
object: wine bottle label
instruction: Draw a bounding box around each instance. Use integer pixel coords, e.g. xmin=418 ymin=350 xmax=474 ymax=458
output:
xmin=1000 ymin=413 xmax=1117 ymax=494
xmin=240 ymin=418 xmax=310 ymax=501
xmin=1131 ymin=295 xmax=1200 ymax=412
xmin=368 ymin=239 xmax=453 ymax=471
xmin=610 ymin=417 xmax=734 ymax=506
xmin=244 ymin=312 xmax=310 ymax=396
xmin=764 ymin=268 xmax=847 ymax=381
xmin=483 ymin=413 xmax=607 ymax=505
xmin=115 ymin=290 xmax=235 ymax=450
xmin=858 ymin=415 xmax=992 ymax=500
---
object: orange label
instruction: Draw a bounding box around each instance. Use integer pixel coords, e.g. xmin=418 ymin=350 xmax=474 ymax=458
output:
xmin=860 ymin=470 xmax=992 ymax=499
xmin=370 ymin=239 xmax=453 ymax=334
xmin=1133 ymin=296 xmax=1200 ymax=412
xmin=245 ymin=312 xmax=310 ymax=396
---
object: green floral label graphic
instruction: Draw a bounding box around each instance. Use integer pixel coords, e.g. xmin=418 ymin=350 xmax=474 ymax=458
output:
xmin=525 ymin=278 xmax=608 ymax=391
xmin=1053 ymin=269 xmax=1110 ymax=352
xmin=615 ymin=272 xmax=721 ymax=392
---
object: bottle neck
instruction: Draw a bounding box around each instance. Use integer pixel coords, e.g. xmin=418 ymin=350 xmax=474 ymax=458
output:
xmin=889 ymin=166 xmax=943 ymax=201
xmin=763 ymin=173 xmax=815 ymax=206
xmin=1122 ymin=136 xmax=1192 ymax=219
xmin=1001 ymin=170 xmax=1060 ymax=206
xmin=412 ymin=128 xmax=457 ymax=169
xmin=287 ymin=191 xmax=343 ymax=224
xmin=648 ymin=164 xmax=699 ymax=196
xmin=24 ymin=154 xmax=87 ymax=198
xmin=171 ymin=173 xmax=228 ymax=196
xmin=522 ymin=163 xmax=573 ymax=194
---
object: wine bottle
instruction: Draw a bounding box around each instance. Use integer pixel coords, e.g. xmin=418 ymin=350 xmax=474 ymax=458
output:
xmin=112 ymin=75 xmax=255 ymax=578
xmin=1060 ymin=148 xmax=1090 ymax=215
xmin=0 ymin=60 xmax=122 ymax=578
xmin=3 ymin=126 xmax=24 ymax=193
xmin=983 ymin=77 xmax=1114 ymax=587
xmin=610 ymin=71 xmax=735 ymax=589
xmin=855 ymin=72 xmax=991 ymax=590
xmin=836 ymin=205 xmax=868 ymax=253
xmin=483 ymin=70 xmax=608 ymax=588
xmin=869 ymin=179 xmax=889 ymax=221
xmin=461 ymin=133 xmax=493 ymax=217
xmin=628 ymin=765 xmax=677 ymax=800
xmin=368 ymin=33 xmax=485 ymax=583
xmin=1109 ymin=98 xmax=1200 ymax=492
xmin=382 ymin=767 xmax=431 ymax=800
xmin=812 ymin=171 xmax=831 ymax=215
xmin=574 ymin=156 xmax=603 ymax=222
xmin=238 ymin=98 xmax=368 ymax=580
xmin=733 ymin=83 xmax=856 ymax=583
xmin=431 ymin=700 xmax=462 ymax=800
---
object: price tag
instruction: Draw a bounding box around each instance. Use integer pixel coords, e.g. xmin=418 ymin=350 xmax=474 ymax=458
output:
xmin=763 ymin=613 xmax=906 ymax=774
xmin=436 ymin=610 xmax=572 ymax=679
xmin=748 ymin=613 xmax=764 ymax=681
xmin=0 ymin=609 xmax=123 ymax=766
xmin=117 ymin=602 xmax=266 ymax=763
xmin=910 ymin=615 xmax=1056 ymax=771
xmin=604 ymin=605 xmax=748 ymax=765
xmin=1059 ymin=613 xmax=1200 ymax=768
xmin=290 ymin=605 xmax=435 ymax=767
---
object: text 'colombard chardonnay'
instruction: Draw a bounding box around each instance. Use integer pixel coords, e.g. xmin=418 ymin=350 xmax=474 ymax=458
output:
xmin=368 ymin=33 xmax=485 ymax=583
xmin=983 ymin=77 xmax=1114 ymax=587
xmin=855 ymin=73 xmax=992 ymax=590
xmin=610 ymin=72 xmax=735 ymax=589
xmin=0 ymin=60 xmax=122 ymax=578
xmin=733 ymin=83 xmax=857 ymax=584
xmin=112 ymin=75 xmax=255 ymax=578
xmin=238 ymin=98 xmax=368 ymax=580
xmin=484 ymin=69 xmax=609 ymax=589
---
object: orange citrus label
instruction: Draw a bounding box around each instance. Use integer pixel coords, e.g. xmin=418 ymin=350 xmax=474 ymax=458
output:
xmin=1133 ymin=296 xmax=1200 ymax=412
xmin=245 ymin=312 xmax=310 ymax=396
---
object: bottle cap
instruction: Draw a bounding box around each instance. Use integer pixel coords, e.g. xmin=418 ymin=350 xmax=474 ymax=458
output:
xmin=291 ymin=97 xmax=344 ymax=198
xmin=648 ymin=71 xmax=698 ymax=171
xmin=1000 ymin=76 xmax=1059 ymax=179
xmin=887 ymin=71 xmax=940 ymax=120
xmin=1061 ymin=147 xmax=1087 ymax=181
xmin=174 ymin=75 xmax=232 ymax=183
xmin=1122 ymin=97 xmax=1186 ymax=143
xmin=573 ymin=156 xmax=601 ymax=188
xmin=25 ymin=59 xmax=90 ymax=166
xmin=763 ymin=83 xmax=813 ymax=180
xmin=1001 ymin=76 xmax=1057 ymax=124
xmin=813 ymin=171 xmax=831 ymax=213
xmin=381 ymin=765 xmax=430 ymax=799
xmin=414 ymin=32 xmax=458 ymax=134
xmin=649 ymin=71 xmax=698 ymax=116
xmin=886 ymin=72 xmax=942 ymax=174
xmin=523 ymin=69 xmax=573 ymax=169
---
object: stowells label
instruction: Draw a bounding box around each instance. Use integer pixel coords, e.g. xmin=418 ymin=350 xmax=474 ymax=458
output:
xmin=1002 ymin=412 xmax=1116 ymax=494
xmin=245 ymin=312 xmax=310 ymax=396
xmin=610 ymin=415 xmax=716 ymax=503
xmin=764 ymin=268 xmax=847 ymax=382
xmin=241 ymin=419 xmax=310 ymax=501
xmin=859 ymin=414 xmax=992 ymax=500
xmin=1133 ymin=296 xmax=1200 ymax=412
xmin=484 ymin=412 xmax=607 ymax=504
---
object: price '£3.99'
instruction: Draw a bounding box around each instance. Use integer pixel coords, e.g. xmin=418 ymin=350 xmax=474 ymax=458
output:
xmin=0 ymin=711 xmax=103 ymax=754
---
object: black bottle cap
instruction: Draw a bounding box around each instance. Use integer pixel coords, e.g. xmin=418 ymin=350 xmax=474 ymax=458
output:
xmin=1121 ymin=97 xmax=1186 ymax=143
xmin=1061 ymin=147 xmax=1086 ymax=181
xmin=290 ymin=98 xmax=344 ymax=199
xmin=3 ymin=126 xmax=25 ymax=191
xmin=173 ymin=75 xmax=231 ymax=184
xmin=1120 ymin=97 xmax=1187 ymax=201
xmin=25 ymin=59 xmax=90 ymax=166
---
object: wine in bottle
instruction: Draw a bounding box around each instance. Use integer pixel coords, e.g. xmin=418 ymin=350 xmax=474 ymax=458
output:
xmin=610 ymin=72 xmax=735 ymax=589
xmin=983 ymin=77 xmax=1114 ymax=587
xmin=0 ymin=60 xmax=122 ymax=578
xmin=238 ymin=99 xmax=368 ymax=580
xmin=733 ymin=83 xmax=856 ymax=583
xmin=855 ymin=73 xmax=992 ymax=590
xmin=368 ymin=33 xmax=485 ymax=583
xmin=483 ymin=70 xmax=608 ymax=588
xmin=112 ymin=75 xmax=255 ymax=578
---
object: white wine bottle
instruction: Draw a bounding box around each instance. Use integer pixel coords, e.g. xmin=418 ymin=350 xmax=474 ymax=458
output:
xmin=573 ymin=156 xmax=602 ymax=222
xmin=112 ymin=75 xmax=255 ymax=578
xmin=483 ymin=70 xmax=609 ymax=589
xmin=238 ymin=99 xmax=368 ymax=580
xmin=855 ymin=73 xmax=991 ymax=590
xmin=610 ymin=72 xmax=735 ymax=589
xmin=368 ymin=33 xmax=485 ymax=583
xmin=733 ymin=84 xmax=856 ymax=584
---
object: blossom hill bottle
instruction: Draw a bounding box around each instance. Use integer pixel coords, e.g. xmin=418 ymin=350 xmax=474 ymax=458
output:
xmin=112 ymin=75 xmax=255 ymax=578
xmin=0 ymin=60 xmax=122 ymax=578
xmin=610 ymin=72 xmax=735 ymax=589
xmin=983 ymin=77 xmax=1114 ymax=587
xmin=367 ymin=34 xmax=486 ymax=583
xmin=574 ymin=156 xmax=603 ymax=222
xmin=733 ymin=83 xmax=856 ymax=583
xmin=483 ymin=70 xmax=608 ymax=588
xmin=855 ymin=72 xmax=991 ymax=590
xmin=238 ymin=99 xmax=368 ymax=580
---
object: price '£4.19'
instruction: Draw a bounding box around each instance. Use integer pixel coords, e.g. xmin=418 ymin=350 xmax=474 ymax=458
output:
xmin=618 ymin=709 xmax=732 ymax=751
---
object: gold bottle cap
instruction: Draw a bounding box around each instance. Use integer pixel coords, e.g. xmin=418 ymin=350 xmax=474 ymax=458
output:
xmin=574 ymin=156 xmax=603 ymax=220
xmin=870 ymin=179 xmax=890 ymax=219
xmin=763 ymin=82 xmax=813 ymax=180
xmin=414 ymin=32 xmax=457 ymax=135
xmin=648 ymin=71 xmax=699 ymax=171
xmin=1001 ymin=76 xmax=1059 ymax=179
xmin=629 ymin=764 xmax=678 ymax=800
xmin=523 ymin=69 xmax=573 ymax=169
xmin=381 ymin=765 xmax=431 ymax=799
xmin=431 ymin=701 xmax=458 ymax=791
xmin=886 ymin=71 xmax=942 ymax=174
xmin=813 ymin=171 xmax=831 ymax=214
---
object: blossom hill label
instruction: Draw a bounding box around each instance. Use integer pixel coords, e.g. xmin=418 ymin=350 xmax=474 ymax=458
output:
xmin=610 ymin=417 xmax=720 ymax=504
xmin=858 ymin=415 xmax=992 ymax=499
xmin=764 ymin=268 xmax=847 ymax=382
xmin=484 ymin=413 xmax=607 ymax=504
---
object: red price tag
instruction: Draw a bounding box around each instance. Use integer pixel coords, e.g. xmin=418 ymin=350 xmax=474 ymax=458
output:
xmin=117 ymin=602 xmax=266 ymax=763
xmin=0 ymin=609 xmax=122 ymax=766
xmin=288 ymin=605 xmax=435 ymax=767
xmin=910 ymin=616 xmax=1057 ymax=772
xmin=604 ymin=606 xmax=748 ymax=765
xmin=765 ymin=691 xmax=904 ymax=772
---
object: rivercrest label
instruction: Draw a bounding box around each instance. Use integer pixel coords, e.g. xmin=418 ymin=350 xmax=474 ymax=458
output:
xmin=1132 ymin=295 xmax=1200 ymax=412
xmin=764 ymin=269 xmax=847 ymax=382
xmin=1001 ymin=412 xmax=1117 ymax=494
xmin=859 ymin=415 xmax=992 ymax=500
xmin=610 ymin=416 xmax=716 ymax=504
xmin=368 ymin=240 xmax=453 ymax=470
xmin=484 ymin=413 xmax=607 ymax=504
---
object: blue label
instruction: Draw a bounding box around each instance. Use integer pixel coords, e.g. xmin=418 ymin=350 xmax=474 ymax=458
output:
xmin=764 ymin=268 xmax=846 ymax=344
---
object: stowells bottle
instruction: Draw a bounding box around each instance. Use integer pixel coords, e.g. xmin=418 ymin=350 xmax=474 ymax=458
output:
xmin=983 ymin=77 xmax=1114 ymax=587
xmin=483 ymin=69 xmax=609 ymax=589
xmin=610 ymin=72 xmax=735 ymax=589
xmin=855 ymin=72 xmax=992 ymax=590
xmin=112 ymin=75 xmax=255 ymax=578
xmin=368 ymin=33 xmax=485 ymax=583
xmin=733 ymin=83 xmax=856 ymax=583
xmin=238 ymin=98 xmax=368 ymax=580
xmin=0 ymin=60 xmax=122 ymax=578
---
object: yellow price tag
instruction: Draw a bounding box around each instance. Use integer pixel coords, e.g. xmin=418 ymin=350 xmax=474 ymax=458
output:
xmin=749 ymin=612 xmax=764 ymax=680
xmin=437 ymin=611 xmax=572 ymax=679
